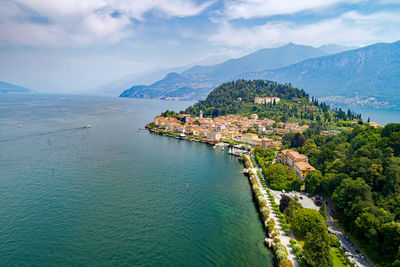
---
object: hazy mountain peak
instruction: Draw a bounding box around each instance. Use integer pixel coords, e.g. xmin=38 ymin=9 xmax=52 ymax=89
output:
xmin=0 ymin=81 xmax=35 ymax=94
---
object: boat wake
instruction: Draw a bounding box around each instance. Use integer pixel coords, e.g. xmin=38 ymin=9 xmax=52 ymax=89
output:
xmin=0 ymin=126 xmax=90 ymax=143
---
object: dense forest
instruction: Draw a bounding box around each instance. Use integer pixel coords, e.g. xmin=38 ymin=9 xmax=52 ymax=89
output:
xmin=292 ymin=123 xmax=400 ymax=266
xmin=183 ymin=80 xmax=361 ymax=124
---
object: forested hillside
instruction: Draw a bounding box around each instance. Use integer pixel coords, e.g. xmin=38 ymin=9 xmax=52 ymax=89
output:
xmin=297 ymin=124 xmax=400 ymax=266
xmin=183 ymin=80 xmax=361 ymax=124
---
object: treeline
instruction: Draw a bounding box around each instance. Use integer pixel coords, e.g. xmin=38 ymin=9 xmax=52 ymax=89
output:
xmin=299 ymin=123 xmax=400 ymax=266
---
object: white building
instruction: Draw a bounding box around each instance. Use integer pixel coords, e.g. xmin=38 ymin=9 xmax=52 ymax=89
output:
xmin=206 ymin=132 xmax=221 ymax=141
xmin=254 ymin=97 xmax=281 ymax=104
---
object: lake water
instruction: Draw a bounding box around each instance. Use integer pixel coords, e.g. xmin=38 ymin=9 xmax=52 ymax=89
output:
xmin=0 ymin=95 xmax=273 ymax=266
xmin=328 ymin=104 xmax=400 ymax=125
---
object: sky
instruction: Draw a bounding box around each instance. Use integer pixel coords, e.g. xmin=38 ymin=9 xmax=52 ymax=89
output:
xmin=1 ymin=0 xmax=400 ymax=93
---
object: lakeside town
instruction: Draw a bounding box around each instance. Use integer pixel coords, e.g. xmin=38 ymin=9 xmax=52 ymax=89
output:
xmin=150 ymin=97 xmax=363 ymax=181
xmin=147 ymin=95 xmax=384 ymax=267
xmin=151 ymin=110 xmax=318 ymax=180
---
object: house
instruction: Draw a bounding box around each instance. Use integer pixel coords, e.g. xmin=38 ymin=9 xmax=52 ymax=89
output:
xmin=280 ymin=149 xmax=316 ymax=179
xmin=271 ymin=141 xmax=282 ymax=149
xmin=276 ymin=128 xmax=290 ymax=134
xmin=216 ymin=124 xmax=226 ymax=132
xmin=241 ymin=133 xmax=259 ymax=144
xmin=369 ymin=122 xmax=382 ymax=128
xmin=250 ymin=114 xmax=259 ymax=120
xmin=285 ymin=123 xmax=299 ymax=131
xmin=280 ymin=149 xmax=308 ymax=168
xmin=154 ymin=116 xmax=179 ymax=127
xmin=222 ymin=131 xmax=237 ymax=140
xmin=166 ymin=122 xmax=181 ymax=132
xmin=277 ymin=122 xmax=285 ymax=128
xmin=293 ymin=162 xmax=316 ymax=179
xmin=329 ymin=130 xmax=341 ymax=135
xmin=206 ymin=131 xmax=221 ymax=141
xmin=263 ymin=119 xmax=275 ymax=126
xmin=254 ymin=97 xmax=281 ymax=104
xmin=261 ymin=138 xmax=273 ymax=148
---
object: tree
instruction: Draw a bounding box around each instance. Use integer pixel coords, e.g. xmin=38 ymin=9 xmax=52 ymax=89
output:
xmin=291 ymin=133 xmax=306 ymax=148
xmin=284 ymin=197 xmax=302 ymax=222
xmin=381 ymin=123 xmax=400 ymax=138
xmin=329 ymin=234 xmax=340 ymax=247
xmin=211 ymin=108 xmax=219 ymax=118
xmin=380 ymin=222 xmax=400 ymax=257
xmin=279 ymin=194 xmax=291 ymax=213
xmin=282 ymin=132 xmax=296 ymax=146
xmin=291 ymin=208 xmax=326 ymax=236
xmin=264 ymin=164 xmax=302 ymax=191
xmin=389 ymin=131 xmax=400 ymax=156
xmin=331 ymin=178 xmax=373 ymax=226
xmin=319 ymin=202 xmax=327 ymax=220
xmin=305 ymin=170 xmax=325 ymax=196
xmin=303 ymin=224 xmax=333 ymax=267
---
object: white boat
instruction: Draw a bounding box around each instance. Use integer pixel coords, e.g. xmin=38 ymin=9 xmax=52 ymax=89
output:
xmin=87 ymin=124 xmax=92 ymax=128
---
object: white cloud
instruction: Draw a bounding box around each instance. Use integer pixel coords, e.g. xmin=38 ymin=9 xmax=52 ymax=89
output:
xmin=223 ymin=0 xmax=363 ymax=20
xmin=0 ymin=0 xmax=214 ymax=46
xmin=210 ymin=11 xmax=400 ymax=48
xmin=109 ymin=0 xmax=215 ymax=20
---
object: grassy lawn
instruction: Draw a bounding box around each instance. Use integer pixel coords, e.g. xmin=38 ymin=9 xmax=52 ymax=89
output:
xmin=331 ymin=247 xmax=350 ymax=267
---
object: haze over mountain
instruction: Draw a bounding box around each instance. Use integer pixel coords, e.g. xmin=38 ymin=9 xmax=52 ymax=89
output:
xmin=244 ymin=40 xmax=400 ymax=108
xmin=87 ymin=55 xmax=229 ymax=96
xmin=120 ymin=43 xmax=340 ymax=100
xmin=0 ymin=81 xmax=35 ymax=94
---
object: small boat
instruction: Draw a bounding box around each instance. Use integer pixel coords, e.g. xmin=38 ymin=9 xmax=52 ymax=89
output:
xmin=17 ymin=124 xmax=22 ymax=128
xmin=87 ymin=124 xmax=92 ymax=128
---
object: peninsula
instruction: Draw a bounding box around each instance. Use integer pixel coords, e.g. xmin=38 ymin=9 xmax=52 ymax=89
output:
xmin=147 ymin=80 xmax=400 ymax=267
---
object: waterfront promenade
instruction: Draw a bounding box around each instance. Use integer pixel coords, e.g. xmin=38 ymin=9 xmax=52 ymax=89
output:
xmin=245 ymin=155 xmax=299 ymax=267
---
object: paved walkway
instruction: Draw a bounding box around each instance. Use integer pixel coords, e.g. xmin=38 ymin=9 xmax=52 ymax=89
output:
xmin=246 ymin=155 xmax=299 ymax=267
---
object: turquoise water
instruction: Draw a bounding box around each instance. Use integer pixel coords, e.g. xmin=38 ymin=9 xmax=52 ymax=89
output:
xmin=356 ymin=107 xmax=400 ymax=125
xmin=0 ymin=95 xmax=273 ymax=266
xmin=329 ymin=104 xmax=400 ymax=125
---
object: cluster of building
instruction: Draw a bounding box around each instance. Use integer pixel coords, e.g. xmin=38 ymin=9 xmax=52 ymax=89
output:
xmin=279 ymin=149 xmax=316 ymax=179
xmin=153 ymin=112 xmax=310 ymax=149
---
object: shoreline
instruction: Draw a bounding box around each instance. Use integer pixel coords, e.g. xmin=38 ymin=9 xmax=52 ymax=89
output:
xmin=147 ymin=127 xmax=296 ymax=267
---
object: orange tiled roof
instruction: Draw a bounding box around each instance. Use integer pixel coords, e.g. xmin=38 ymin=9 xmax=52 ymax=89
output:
xmin=294 ymin=161 xmax=316 ymax=171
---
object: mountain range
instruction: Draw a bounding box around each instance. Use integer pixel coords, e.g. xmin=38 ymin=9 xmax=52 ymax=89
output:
xmin=120 ymin=43 xmax=335 ymax=100
xmin=244 ymin=41 xmax=400 ymax=108
xmin=0 ymin=81 xmax=35 ymax=94
xmin=120 ymin=41 xmax=400 ymax=108
xmin=87 ymin=54 xmax=229 ymax=96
